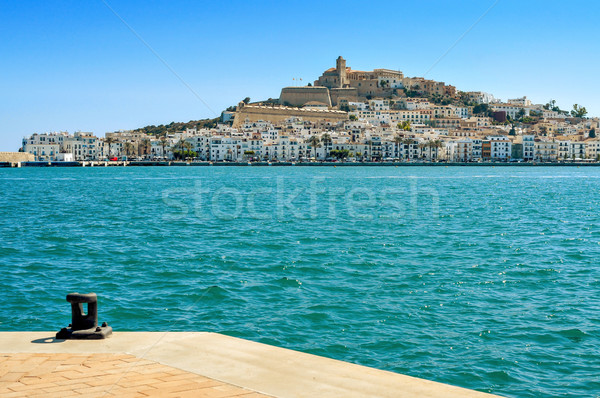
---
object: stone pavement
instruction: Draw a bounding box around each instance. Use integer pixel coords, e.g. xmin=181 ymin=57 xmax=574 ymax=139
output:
xmin=0 ymin=353 xmax=269 ymax=398
xmin=0 ymin=332 xmax=504 ymax=398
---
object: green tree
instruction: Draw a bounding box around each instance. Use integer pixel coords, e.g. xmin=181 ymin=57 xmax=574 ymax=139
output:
xmin=321 ymin=133 xmax=332 ymax=156
xmin=183 ymin=141 xmax=193 ymax=158
xmin=473 ymin=104 xmax=489 ymax=115
xmin=571 ymin=104 xmax=588 ymax=118
xmin=509 ymin=127 xmax=516 ymax=136
xmin=173 ymin=149 xmax=197 ymax=160
xmin=544 ymin=99 xmax=556 ymax=110
xmin=330 ymin=149 xmax=350 ymax=160
xmin=159 ymin=136 xmax=168 ymax=158
xmin=307 ymin=135 xmax=321 ymax=159
xmin=393 ymin=134 xmax=404 ymax=159
xmin=397 ymin=120 xmax=411 ymax=131
xmin=176 ymin=139 xmax=186 ymax=154
xmin=589 ymin=128 xmax=596 ymax=138
xmin=349 ymin=114 xmax=358 ymax=121
xmin=140 ymin=138 xmax=151 ymax=158
xmin=123 ymin=142 xmax=134 ymax=159
xmin=243 ymin=97 xmax=251 ymax=104
xmin=544 ymin=99 xmax=561 ymax=113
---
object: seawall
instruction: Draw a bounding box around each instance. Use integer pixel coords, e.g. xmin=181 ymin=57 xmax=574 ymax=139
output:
xmin=5 ymin=161 xmax=600 ymax=167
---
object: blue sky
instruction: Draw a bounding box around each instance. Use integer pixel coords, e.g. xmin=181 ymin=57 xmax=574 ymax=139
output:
xmin=1 ymin=0 xmax=599 ymax=151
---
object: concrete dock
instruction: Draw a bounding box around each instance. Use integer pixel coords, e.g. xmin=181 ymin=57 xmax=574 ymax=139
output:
xmin=0 ymin=332 xmax=503 ymax=397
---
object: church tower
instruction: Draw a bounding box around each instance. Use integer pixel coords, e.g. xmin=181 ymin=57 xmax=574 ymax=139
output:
xmin=336 ymin=56 xmax=349 ymax=88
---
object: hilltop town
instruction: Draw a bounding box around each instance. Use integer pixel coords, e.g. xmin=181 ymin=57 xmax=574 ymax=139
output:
xmin=19 ymin=57 xmax=600 ymax=163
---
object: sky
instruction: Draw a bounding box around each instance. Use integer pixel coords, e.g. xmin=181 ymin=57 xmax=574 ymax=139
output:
xmin=1 ymin=0 xmax=599 ymax=151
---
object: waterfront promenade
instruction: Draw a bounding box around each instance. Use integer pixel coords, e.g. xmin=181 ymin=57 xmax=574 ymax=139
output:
xmin=2 ymin=160 xmax=600 ymax=168
xmin=0 ymin=332 xmax=502 ymax=397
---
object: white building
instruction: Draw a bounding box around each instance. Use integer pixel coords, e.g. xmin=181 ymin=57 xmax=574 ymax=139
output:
xmin=368 ymin=99 xmax=390 ymax=111
xmin=62 ymin=132 xmax=99 ymax=161
xmin=571 ymin=142 xmax=586 ymax=160
xmin=491 ymin=104 xmax=531 ymax=119
xmin=523 ymin=135 xmax=535 ymax=161
xmin=488 ymin=136 xmax=512 ymax=161
xmin=56 ymin=152 xmax=74 ymax=162
xmin=22 ymin=132 xmax=69 ymax=160
xmin=535 ymin=140 xmax=558 ymax=162
xmin=466 ymin=91 xmax=496 ymax=104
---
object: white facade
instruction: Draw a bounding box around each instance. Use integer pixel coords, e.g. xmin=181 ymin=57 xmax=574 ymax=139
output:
xmin=22 ymin=132 xmax=69 ymax=160
xmin=466 ymin=91 xmax=496 ymax=104
xmin=535 ymin=140 xmax=558 ymax=162
xmin=523 ymin=135 xmax=535 ymax=161
xmin=491 ymin=104 xmax=531 ymax=119
xmin=56 ymin=152 xmax=74 ymax=161
xmin=488 ymin=136 xmax=512 ymax=161
xmin=368 ymin=99 xmax=390 ymax=111
xmin=571 ymin=142 xmax=586 ymax=159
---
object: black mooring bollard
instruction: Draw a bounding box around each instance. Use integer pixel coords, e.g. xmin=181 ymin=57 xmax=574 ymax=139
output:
xmin=56 ymin=292 xmax=113 ymax=339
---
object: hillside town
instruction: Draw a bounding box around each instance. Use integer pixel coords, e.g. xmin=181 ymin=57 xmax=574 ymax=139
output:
xmin=20 ymin=57 xmax=600 ymax=164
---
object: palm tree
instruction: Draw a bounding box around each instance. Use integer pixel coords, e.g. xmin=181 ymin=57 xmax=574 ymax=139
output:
xmin=365 ymin=139 xmax=372 ymax=161
xmin=123 ymin=142 xmax=133 ymax=159
xmin=307 ymin=135 xmax=321 ymax=159
xmin=183 ymin=141 xmax=193 ymax=160
xmin=321 ymin=133 xmax=332 ymax=158
xmin=174 ymin=139 xmax=186 ymax=160
xmin=141 ymin=138 xmax=151 ymax=159
xmin=393 ymin=134 xmax=403 ymax=160
xmin=159 ymin=136 xmax=168 ymax=159
xmin=401 ymin=138 xmax=415 ymax=160
xmin=104 ymin=137 xmax=115 ymax=159
xmin=418 ymin=142 xmax=427 ymax=160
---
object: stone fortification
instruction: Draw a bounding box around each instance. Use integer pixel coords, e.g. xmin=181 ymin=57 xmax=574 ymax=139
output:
xmin=0 ymin=152 xmax=35 ymax=162
xmin=233 ymin=103 xmax=347 ymax=127
xmin=279 ymin=86 xmax=332 ymax=107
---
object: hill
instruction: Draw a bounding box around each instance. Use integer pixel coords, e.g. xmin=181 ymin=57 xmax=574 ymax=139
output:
xmin=127 ymin=117 xmax=221 ymax=136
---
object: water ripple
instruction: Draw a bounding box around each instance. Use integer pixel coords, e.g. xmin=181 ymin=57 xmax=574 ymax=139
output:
xmin=1 ymin=166 xmax=599 ymax=398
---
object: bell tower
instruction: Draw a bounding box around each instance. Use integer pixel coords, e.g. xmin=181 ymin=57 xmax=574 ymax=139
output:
xmin=336 ymin=56 xmax=348 ymax=88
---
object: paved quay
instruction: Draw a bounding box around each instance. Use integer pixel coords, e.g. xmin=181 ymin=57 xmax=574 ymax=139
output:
xmin=0 ymin=332 xmax=504 ymax=398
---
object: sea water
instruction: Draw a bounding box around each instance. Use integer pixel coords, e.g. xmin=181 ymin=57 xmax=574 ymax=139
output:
xmin=1 ymin=166 xmax=598 ymax=397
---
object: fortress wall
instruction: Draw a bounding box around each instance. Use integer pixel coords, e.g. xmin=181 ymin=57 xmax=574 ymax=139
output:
xmin=330 ymin=88 xmax=358 ymax=106
xmin=233 ymin=105 xmax=347 ymax=128
xmin=0 ymin=152 xmax=35 ymax=162
xmin=279 ymin=87 xmax=332 ymax=107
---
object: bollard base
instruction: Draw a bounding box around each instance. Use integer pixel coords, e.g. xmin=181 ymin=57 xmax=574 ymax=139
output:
xmin=56 ymin=324 xmax=113 ymax=340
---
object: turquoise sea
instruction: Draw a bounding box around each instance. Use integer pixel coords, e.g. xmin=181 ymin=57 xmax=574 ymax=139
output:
xmin=1 ymin=166 xmax=599 ymax=397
